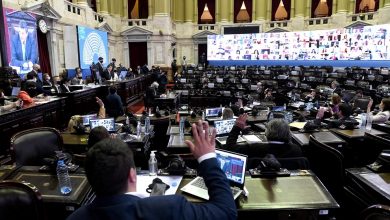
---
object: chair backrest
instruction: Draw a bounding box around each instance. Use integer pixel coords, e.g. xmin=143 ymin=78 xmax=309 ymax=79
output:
xmin=354 ymin=98 xmax=370 ymax=111
xmin=307 ymin=135 xmax=344 ymax=202
xmin=0 ymin=180 xmax=45 ymax=220
xmin=360 ymin=204 xmax=390 ymax=220
xmin=10 ymin=127 xmax=63 ymax=166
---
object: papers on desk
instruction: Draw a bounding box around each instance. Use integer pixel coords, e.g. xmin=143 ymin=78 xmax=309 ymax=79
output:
xmin=242 ymin=135 xmax=262 ymax=143
xmin=289 ymin=122 xmax=307 ymax=129
xmin=136 ymin=175 xmax=183 ymax=196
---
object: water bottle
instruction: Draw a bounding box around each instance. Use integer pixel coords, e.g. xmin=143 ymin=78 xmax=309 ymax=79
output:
xmin=156 ymin=106 xmax=159 ymax=112
xmin=136 ymin=121 xmax=141 ymax=139
xmin=268 ymin=111 xmax=274 ymax=121
xmin=366 ymin=114 xmax=373 ymax=131
xmin=148 ymin=151 xmax=158 ymax=176
xmin=126 ymin=116 xmax=130 ymax=126
xmin=179 ymin=117 xmax=185 ymax=140
xmin=145 ymin=116 xmax=150 ymax=134
xmin=202 ymin=110 xmax=205 ymax=121
xmin=56 ymin=160 xmax=72 ymax=195
xmin=285 ymin=111 xmax=293 ymax=123
xmin=360 ymin=113 xmax=367 ymax=129
xmin=283 ymin=103 xmax=287 ymax=111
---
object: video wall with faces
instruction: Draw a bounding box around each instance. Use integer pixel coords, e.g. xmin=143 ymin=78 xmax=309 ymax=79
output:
xmin=207 ymin=24 xmax=390 ymax=61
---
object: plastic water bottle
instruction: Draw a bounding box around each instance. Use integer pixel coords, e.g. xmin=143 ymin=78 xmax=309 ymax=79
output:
xmin=202 ymin=110 xmax=205 ymax=121
xmin=360 ymin=113 xmax=367 ymax=129
xmin=179 ymin=117 xmax=185 ymax=140
xmin=148 ymin=151 xmax=158 ymax=176
xmin=156 ymin=106 xmax=159 ymax=112
xmin=136 ymin=121 xmax=141 ymax=139
xmin=283 ymin=103 xmax=287 ymax=111
xmin=366 ymin=114 xmax=373 ymax=131
xmin=145 ymin=116 xmax=150 ymax=134
xmin=126 ymin=116 xmax=130 ymax=126
xmin=57 ymin=160 xmax=72 ymax=195
xmin=285 ymin=111 xmax=293 ymax=123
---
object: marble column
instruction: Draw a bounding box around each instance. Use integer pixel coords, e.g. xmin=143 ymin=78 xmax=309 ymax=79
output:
xmin=220 ymin=0 xmax=229 ymax=22
xmin=122 ymin=0 xmax=128 ymax=18
xmin=174 ymin=0 xmax=184 ymax=22
xmin=77 ymin=0 xmax=88 ymax=6
xmin=294 ymin=0 xmax=305 ymax=17
xmin=336 ymin=0 xmax=349 ymax=13
xmin=254 ymin=0 xmax=268 ymax=21
xmin=385 ymin=0 xmax=390 ymax=8
xmin=185 ymin=0 xmax=194 ymax=22
xmin=99 ymin=0 xmax=109 ymax=15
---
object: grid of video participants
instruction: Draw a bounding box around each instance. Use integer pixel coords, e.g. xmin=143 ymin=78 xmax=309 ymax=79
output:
xmin=217 ymin=155 xmax=245 ymax=183
xmin=215 ymin=119 xmax=236 ymax=135
xmin=208 ymin=24 xmax=390 ymax=61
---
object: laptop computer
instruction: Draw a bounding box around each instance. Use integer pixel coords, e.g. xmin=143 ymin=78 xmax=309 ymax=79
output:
xmin=81 ymin=114 xmax=98 ymax=126
xmin=214 ymin=119 xmax=245 ymax=145
xmin=89 ymin=118 xmax=116 ymax=133
xmin=11 ymin=87 xmax=21 ymax=96
xmin=120 ymin=71 xmax=127 ymax=80
xmin=205 ymin=107 xmax=223 ymax=118
xmin=272 ymin=106 xmax=285 ymax=111
xmin=181 ymin=149 xmax=247 ymax=200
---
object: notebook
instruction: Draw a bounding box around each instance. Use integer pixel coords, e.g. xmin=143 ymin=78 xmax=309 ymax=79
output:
xmin=89 ymin=118 xmax=116 ymax=132
xmin=205 ymin=107 xmax=223 ymax=118
xmin=181 ymin=149 xmax=247 ymax=200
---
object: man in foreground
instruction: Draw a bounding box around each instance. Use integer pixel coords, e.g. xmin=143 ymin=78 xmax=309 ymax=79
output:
xmin=67 ymin=120 xmax=237 ymax=220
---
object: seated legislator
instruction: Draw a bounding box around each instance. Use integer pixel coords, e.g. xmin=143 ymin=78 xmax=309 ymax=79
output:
xmin=263 ymin=88 xmax=275 ymax=102
xmin=71 ymin=67 xmax=84 ymax=85
xmin=366 ymin=98 xmax=390 ymax=124
xmin=105 ymin=85 xmax=124 ymax=118
xmin=67 ymin=120 xmax=237 ymax=220
xmin=319 ymin=103 xmax=359 ymax=129
xmin=304 ymin=89 xmax=320 ymax=103
xmin=224 ymin=114 xmax=302 ymax=158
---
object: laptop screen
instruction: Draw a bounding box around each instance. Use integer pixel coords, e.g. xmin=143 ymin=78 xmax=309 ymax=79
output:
xmin=272 ymin=106 xmax=285 ymax=111
xmin=205 ymin=107 xmax=222 ymax=117
xmin=214 ymin=119 xmax=236 ymax=135
xmin=11 ymin=87 xmax=20 ymax=96
xmin=215 ymin=149 xmax=247 ymax=186
xmin=120 ymin=71 xmax=127 ymax=79
xmin=89 ymin=118 xmax=116 ymax=132
xmin=81 ymin=114 xmax=98 ymax=125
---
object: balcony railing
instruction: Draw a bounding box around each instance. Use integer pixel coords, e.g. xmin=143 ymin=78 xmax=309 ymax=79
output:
xmin=268 ymin=20 xmax=291 ymax=28
xmin=349 ymin=11 xmax=377 ymax=22
xmin=123 ymin=19 xmax=149 ymax=27
xmin=306 ymin=17 xmax=331 ymax=26
xmin=197 ymin=24 xmax=217 ymax=31
xmin=64 ymin=1 xmax=85 ymax=17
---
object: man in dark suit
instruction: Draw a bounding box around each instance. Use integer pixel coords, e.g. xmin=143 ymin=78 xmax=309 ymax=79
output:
xmin=11 ymin=20 xmax=38 ymax=70
xmin=105 ymin=85 xmax=124 ymax=118
xmin=67 ymin=120 xmax=236 ymax=220
xmin=93 ymin=57 xmax=105 ymax=84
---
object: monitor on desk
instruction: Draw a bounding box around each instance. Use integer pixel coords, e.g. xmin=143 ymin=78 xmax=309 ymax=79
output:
xmin=216 ymin=78 xmax=223 ymax=83
xmin=81 ymin=114 xmax=98 ymax=125
xmin=89 ymin=118 xmax=116 ymax=132
xmin=250 ymin=85 xmax=258 ymax=90
xmin=180 ymin=78 xmax=187 ymax=83
xmin=208 ymin=83 xmax=214 ymax=88
xmin=205 ymin=107 xmax=223 ymax=117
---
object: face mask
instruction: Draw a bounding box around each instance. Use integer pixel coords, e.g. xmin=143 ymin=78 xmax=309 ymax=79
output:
xmin=100 ymin=60 xmax=103 ymax=63
xmin=78 ymin=76 xmax=82 ymax=79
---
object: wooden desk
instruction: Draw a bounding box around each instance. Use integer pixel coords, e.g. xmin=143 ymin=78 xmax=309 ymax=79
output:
xmin=0 ymin=97 xmax=66 ymax=155
xmin=373 ymin=123 xmax=390 ymax=133
xmin=177 ymin=172 xmax=339 ymax=219
xmin=292 ymin=131 xmax=346 ymax=148
xmin=166 ymin=135 xmax=194 ymax=154
xmin=8 ymin=166 xmax=93 ymax=219
xmin=155 ymin=93 xmax=179 ymax=109
xmin=345 ymin=167 xmax=390 ymax=205
xmin=330 ymin=128 xmax=386 ymax=140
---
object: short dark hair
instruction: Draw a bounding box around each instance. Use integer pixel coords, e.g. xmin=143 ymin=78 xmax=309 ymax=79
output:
xmin=98 ymin=57 xmax=103 ymax=61
xmin=339 ymin=103 xmax=352 ymax=117
xmin=265 ymin=119 xmax=291 ymax=143
xmin=26 ymin=72 xmax=35 ymax=80
xmin=109 ymin=85 xmax=117 ymax=94
xmin=112 ymin=58 xmax=116 ymax=62
xmin=88 ymin=126 xmax=110 ymax=148
xmin=85 ymin=138 xmax=135 ymax=196
xmin=381 ymin=98 xmax=390 ymax=112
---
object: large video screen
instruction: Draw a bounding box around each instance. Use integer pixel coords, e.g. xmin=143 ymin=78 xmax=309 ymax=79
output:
xmin=208 ymin=25 xmax=390 ymax=61
xmin=3 ymin=8 xmax=39 ymax=74
xmin=77 ymin=26 xmax=108 ymax=69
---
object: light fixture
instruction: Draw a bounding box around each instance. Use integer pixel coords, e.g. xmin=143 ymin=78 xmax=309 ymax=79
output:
xmin=275 ymin=0 xmax=288 ymax=21
xmin=200 ymin=3 xmax=213 ymax=23
xmin=314 ymin=0 xmax=329 ymax=18
xmin=236 ymin=1 xmax=250 ymax=23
